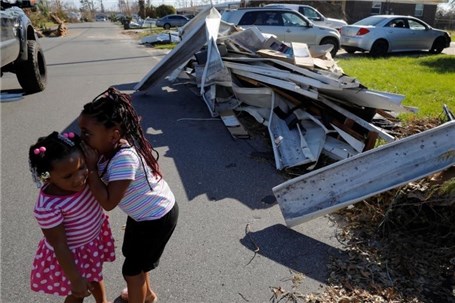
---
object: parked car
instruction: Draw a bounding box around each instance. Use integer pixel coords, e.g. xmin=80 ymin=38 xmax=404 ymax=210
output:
xmin=1 ymin=0 xmax=47 ymax=93
xmin=156 ymin=14 xmax=189 ymax=29
xmin=221 ymin=8 xmax=341 ymax=57
xmin=340 ymin=15 xmax=451 ymax=57
xmin=95 ymin=14 xmax=107 ymax=22
xmin=264 ymin=3 xmax=347 ymax=30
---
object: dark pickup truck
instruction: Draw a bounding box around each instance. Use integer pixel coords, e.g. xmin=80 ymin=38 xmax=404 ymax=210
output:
xmin=1 ymin=0 xmax=46 ymax=93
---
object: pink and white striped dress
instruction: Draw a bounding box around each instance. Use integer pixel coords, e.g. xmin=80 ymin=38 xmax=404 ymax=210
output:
xmin=30 ymin=185 xmax=115 ymax=296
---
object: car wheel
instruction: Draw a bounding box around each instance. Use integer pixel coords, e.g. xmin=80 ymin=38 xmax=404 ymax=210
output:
xmin=343 ymin=46 xmax=356 ymax=54
xmin=370 ymin=40 xmax=388 ymax=57
xmin=320 ymin=37 xmax=339 ymax=58
xmin=164 ymin=23 xmax=171 ymax=29
xmin=16 ymin=40 xmax=47 ymax=93
xmin=429 ymin=37 xmax=445 ymax=54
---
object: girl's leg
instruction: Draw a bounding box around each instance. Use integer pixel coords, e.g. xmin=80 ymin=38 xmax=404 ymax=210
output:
xmin=90 ymin=280 xmax=110 ymax=303
xmin=64 ymin=294 xmax=84 ymax=303
xmin=124 ymin=272 xmax=147 ymax=303
xmin=144 ymin=272 xmax=157 ymax=302
xmin=121 ymin=273 xmax=157 ymax=303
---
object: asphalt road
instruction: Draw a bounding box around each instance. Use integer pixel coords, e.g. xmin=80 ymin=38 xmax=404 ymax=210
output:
xmin=1 ymin=22 xmax=342 ymax=302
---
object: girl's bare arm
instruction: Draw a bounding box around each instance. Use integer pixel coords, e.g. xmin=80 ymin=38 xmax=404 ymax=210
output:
xmin=87 ymin=171 xmax=131 ymax=211
xmin=81 ymin=141 xmax=131 ymax=211
xmin=42 ymin=225 xmax=92 ymax=298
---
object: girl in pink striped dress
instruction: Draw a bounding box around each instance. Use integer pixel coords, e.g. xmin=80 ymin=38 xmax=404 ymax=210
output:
xmin=29 ymin=131 xmax=115 ymax=303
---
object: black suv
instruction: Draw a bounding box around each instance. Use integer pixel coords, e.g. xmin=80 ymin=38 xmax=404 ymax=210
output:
xmin=1 ymin=0 xmax=47 ymax=93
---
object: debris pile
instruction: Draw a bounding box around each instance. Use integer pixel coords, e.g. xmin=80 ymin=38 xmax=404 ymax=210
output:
xmin=140 ymin=31 xmax=181 ymax=46
xmin=135 ymin=7 xmax=412 ymax=173
xmin=135 ymin=7 xmax=454 ymax=227
xmin=36 ymin=13 xmax=68 ymax=37
xmin=132 ymin=8 xmax=455 ymax=302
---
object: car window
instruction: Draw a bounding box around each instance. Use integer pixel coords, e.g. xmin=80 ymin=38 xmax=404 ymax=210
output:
xmin=408 ymin=19 xmax=426 ymax=30
xmin=300 ymin=7 xmax=321 ymax=21
xmin=387 ymin=18 xmax=407 ymax=28
xmin=282 ymin=12 xmax=308 ymax=27
xmin=354 ymin=16 xmax=384 ymax=26
xmin=238 ymin=12 xmax=258 ymax=25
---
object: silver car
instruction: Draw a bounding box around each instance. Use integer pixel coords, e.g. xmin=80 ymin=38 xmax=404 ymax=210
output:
xmin=264 ymin=3 xmax=347 ymax=30
xmin=340 ymin=15 xmax=451 ymax=57
xmin=222 ymin=8 xmax=341 ymax=57
xmin=156 ymin=14 xmax=189 ymax=29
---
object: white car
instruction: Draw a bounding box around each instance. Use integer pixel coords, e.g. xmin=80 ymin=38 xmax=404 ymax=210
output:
xmin=222 ymin=8 xmax=341 ymax=57
xmin=340 ymin=15 xmax=451 ymax=57
xmin=264 ymin=3 xmax=347 ymax=30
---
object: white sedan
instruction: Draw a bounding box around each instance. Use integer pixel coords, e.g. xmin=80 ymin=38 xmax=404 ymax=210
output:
xmin=340 ymin=15 xmax=451 ymax=57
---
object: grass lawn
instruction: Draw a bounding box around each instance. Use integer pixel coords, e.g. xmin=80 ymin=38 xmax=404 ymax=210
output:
xmin=337 ymin=54 xmax=455 ymax=120
xmin=128 ymin=24 xmax=454 ymax=120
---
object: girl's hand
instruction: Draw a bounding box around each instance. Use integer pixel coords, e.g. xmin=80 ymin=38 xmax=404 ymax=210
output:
xmin=80 ymin=141 xmax=99 ymax=171
xmin=70 ymin=276 xmax=93 ymax=298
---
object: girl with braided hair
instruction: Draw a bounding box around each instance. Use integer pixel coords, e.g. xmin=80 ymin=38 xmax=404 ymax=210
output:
xmin=28 ymin=131 xmax=116 ymax=303
xmin=78 ymin=87 xmax=178 ymax=303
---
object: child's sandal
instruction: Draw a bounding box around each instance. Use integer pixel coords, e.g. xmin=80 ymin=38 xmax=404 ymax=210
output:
xmin=120 ymin=287 xmax=128 ymax=301
xmin=120 ymin=288 xmax=158 ymax=303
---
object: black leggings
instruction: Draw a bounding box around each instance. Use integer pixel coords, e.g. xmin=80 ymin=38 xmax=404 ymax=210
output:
xmin=122 ymin=202 xmax=179 ymax=276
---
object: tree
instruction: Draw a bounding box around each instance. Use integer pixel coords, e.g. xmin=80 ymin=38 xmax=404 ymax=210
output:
xmin=138 ymin=0 xmax=145 ymax=18
xmin=145 ymin=5 xmax=157 ymax=18
xmin=155 ymin=4 xmax=175 ymax=18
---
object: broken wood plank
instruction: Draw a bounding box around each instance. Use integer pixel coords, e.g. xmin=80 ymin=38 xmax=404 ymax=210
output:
xmin=220 ymin=110 xmax=249 ymax=139
xmin=318 ymin=96 xmax=395 ymax=142
xmin=229 ymin=68 xmax=319 ymax=100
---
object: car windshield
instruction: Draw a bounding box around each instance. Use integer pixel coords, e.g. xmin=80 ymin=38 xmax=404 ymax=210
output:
xmin=354 ymin=16 xmax=386 ymax=26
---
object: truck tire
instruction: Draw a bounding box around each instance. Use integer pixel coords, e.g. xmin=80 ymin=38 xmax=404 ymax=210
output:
xmin=16 ymin=40 xmax=47 ymax=93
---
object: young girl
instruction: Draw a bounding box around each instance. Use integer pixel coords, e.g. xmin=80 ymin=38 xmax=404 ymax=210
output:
xmin=78 ymin=87 xmax=179 ymax=303
xmin=29 ymin=131 xmax=116 ymax=303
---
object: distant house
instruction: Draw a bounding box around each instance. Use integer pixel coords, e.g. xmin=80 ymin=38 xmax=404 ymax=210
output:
xmin=243 ymin=0 xmax=449 ymax=26
xmin=341 ymin=0 xmax=449 ymax=25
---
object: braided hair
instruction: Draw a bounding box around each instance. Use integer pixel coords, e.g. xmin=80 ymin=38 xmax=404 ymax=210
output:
xmin=29 ymin=132 xmax=81 ymax=188
xmin=81 ymin=87 xmax=161 ymax=178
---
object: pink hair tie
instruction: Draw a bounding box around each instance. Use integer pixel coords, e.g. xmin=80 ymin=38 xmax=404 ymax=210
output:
xmin=63 ymin=132 xmax=75 ymax=139
xmin=34 ymin=146 xmax=46 ymax=155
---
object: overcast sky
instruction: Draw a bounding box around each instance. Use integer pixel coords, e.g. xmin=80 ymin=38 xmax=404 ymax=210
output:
xmin=66 ymin=0 xmax=216 ymax=10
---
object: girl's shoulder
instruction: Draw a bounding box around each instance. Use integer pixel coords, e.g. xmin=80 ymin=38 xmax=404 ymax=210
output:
xmin=113 ymin=146 xmax=140 ymax=162
xmin=36 ymin=185 xmax=91 ymax=210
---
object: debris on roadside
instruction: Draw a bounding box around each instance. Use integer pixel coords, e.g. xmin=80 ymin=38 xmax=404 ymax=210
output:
xmin=140 ymin=31 xmax=181 ymax=46
xmin=131 ymin=7 xmax=455 ymax=303
xmin=135 ymin=7 xmax=411 ymax=171
xmin=36 ymin=13 xmax=68 ymax=37
xmin=135 ymin=7 xmax=455 ymax=226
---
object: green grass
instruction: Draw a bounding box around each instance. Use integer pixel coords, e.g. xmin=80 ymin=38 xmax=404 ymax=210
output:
xmin=337 ymin=54 xmax=455 ymax=120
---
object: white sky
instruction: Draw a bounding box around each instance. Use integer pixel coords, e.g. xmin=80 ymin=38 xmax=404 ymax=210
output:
xmin=65 ymin=0 xmax=215 ymax=10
